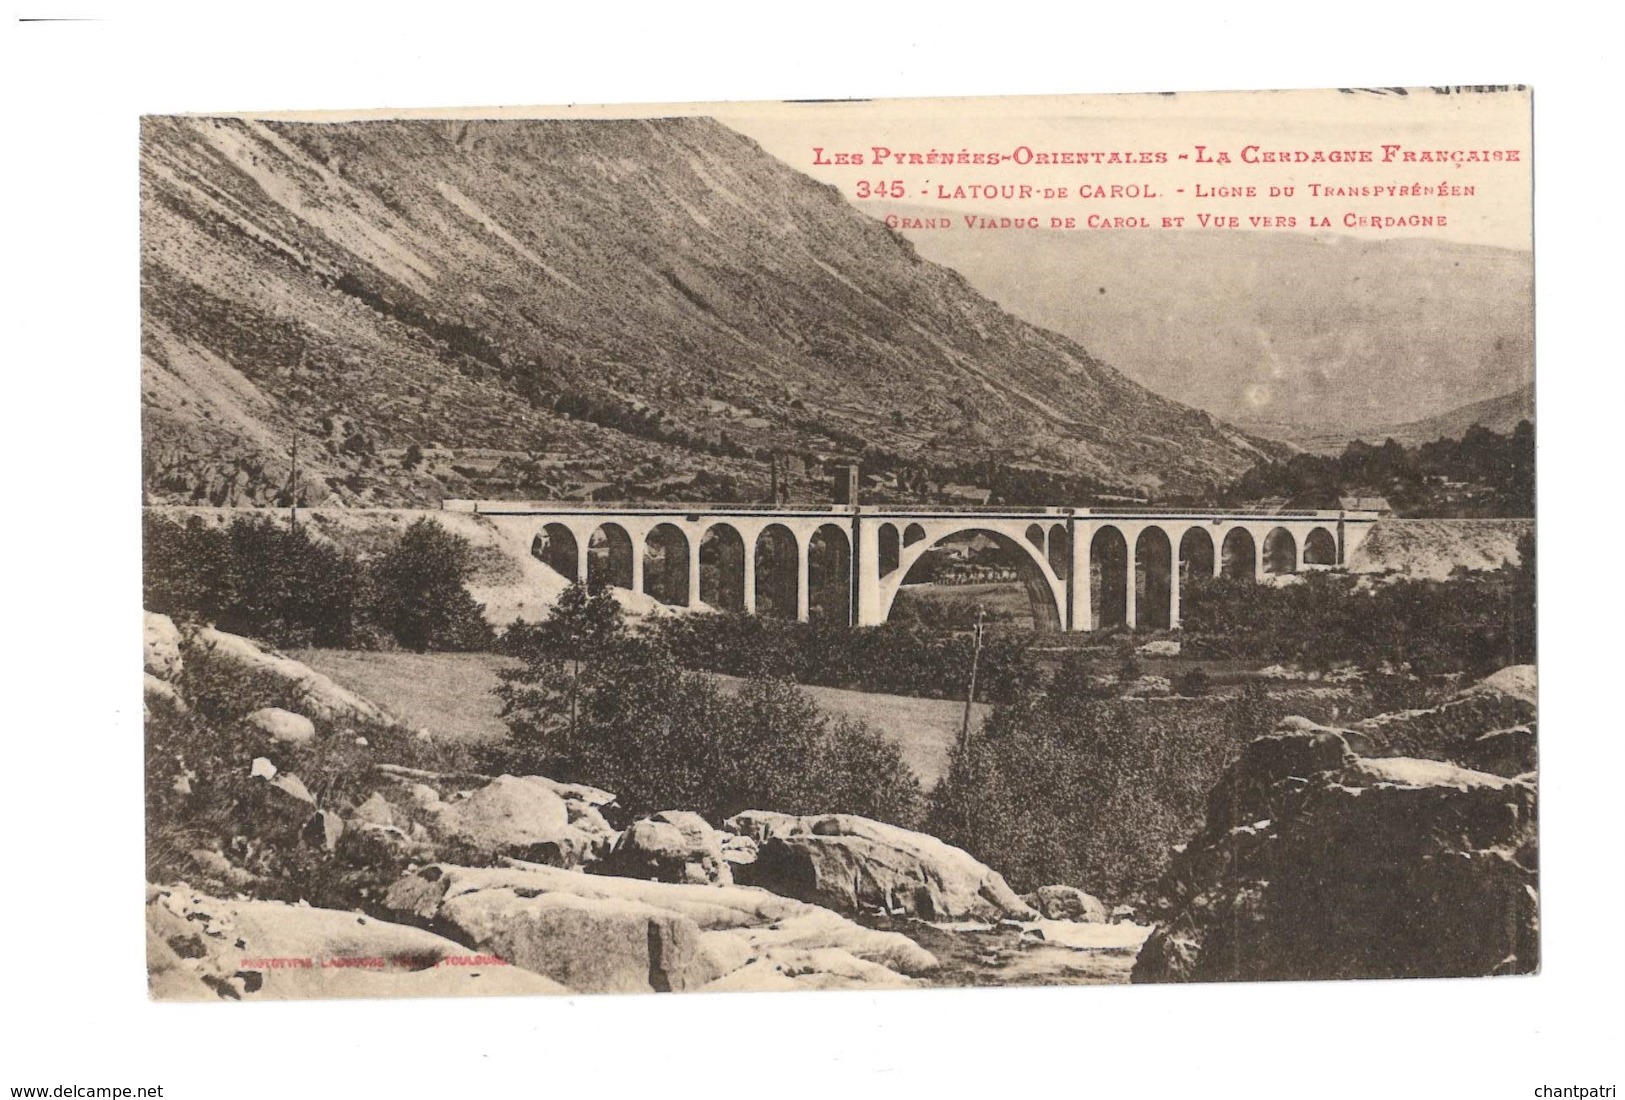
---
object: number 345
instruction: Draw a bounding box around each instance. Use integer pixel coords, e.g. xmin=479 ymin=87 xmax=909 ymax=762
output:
xmin=854 ymin=180 xmax=906 ymax=199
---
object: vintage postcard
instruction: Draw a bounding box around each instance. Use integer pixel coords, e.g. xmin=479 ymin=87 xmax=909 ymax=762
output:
xmin=141 ymin=87 xmax=1535 ymax=999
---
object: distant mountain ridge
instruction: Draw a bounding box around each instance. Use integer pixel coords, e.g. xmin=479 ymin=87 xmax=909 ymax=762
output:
xmin=1368 ymin=382 xmax=1534 ymax=447
xmin=896 ymin=217 xmax=1533 ymax=435
xmin=141 ymin=116 xmax=1282 ymax=508
xmin=1245 ymin=382 xmax=1535 ymax=454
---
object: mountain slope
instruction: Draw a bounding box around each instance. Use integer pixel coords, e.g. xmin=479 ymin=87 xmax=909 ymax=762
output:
xmin=1254 ymin=381 xmax=1536 ymax=454
xmin=1361 ymin=382 xmax=1534 ymax=447
xmin=897 ymin=221 xmax=1533 ymax=434
xmin=141 ymin=116 xmax=1280 ymax=506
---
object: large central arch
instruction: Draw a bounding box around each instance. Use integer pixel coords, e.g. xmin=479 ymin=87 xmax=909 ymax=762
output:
xmin=884 ymin=526 xmax=1065 ymax=631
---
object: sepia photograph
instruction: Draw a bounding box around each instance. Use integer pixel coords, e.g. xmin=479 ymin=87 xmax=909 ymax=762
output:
xmin=9 ymin=7 xmax=1621 ymax=1097
xmin=137 ymin=89 xmax=1537 ymax=999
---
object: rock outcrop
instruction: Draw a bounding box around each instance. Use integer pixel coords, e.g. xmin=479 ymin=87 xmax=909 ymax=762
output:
xmin=598 ymin=810 xmax=731 ymax=886
xmin=180 ymin=624 xmax=392 ymax=727
xmin=726 ymin=811 xmax=1037 ymax=922
xmin=147 ymin=885 xmax=567 ymax=1000
xmin=385 ymin=862 xmax=938 ymax=993
xmin=1131 ymin=729 xmax=1538 ymax=983
xmin=143 ymin=672 xmax=187 ymax=717
xmin=1346 ymin=665 xmax=1536 ymax=775
xmin=1023 ymin=885 xmax=1108 ymax=923
xmin=144 ymin=611 xmax=184 ymax=680
xmin=373 ymin=768 xmax=614 ymax=870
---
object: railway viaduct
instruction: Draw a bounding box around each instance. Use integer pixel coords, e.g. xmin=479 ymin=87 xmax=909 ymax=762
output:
xmin=445 ymin=501 xmax=1380 ymax=632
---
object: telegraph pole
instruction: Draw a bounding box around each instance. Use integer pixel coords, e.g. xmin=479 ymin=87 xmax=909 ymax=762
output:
xmin=960 ymin=606 xmax=986 ymax=755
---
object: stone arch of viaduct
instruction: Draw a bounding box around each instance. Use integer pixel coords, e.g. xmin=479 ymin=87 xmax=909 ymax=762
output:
xmin=457 ymin=502 xmax=1372 ymax=632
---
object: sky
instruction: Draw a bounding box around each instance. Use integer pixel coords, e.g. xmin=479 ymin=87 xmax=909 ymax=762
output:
xmin=252 ymin=88 xmax=1533 ymax=252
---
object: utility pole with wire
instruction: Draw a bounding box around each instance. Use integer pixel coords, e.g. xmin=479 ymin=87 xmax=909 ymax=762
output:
xmin=956 ymin=604 xmax=988 ymax=848
xmin=960 ymin=605 xmax=986 ymax=756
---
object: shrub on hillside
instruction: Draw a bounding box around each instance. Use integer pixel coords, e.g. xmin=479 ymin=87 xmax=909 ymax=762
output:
xmin=1179 ymin=566 xmax=1533 ymax=677
xmin=1174 ymin=667 xmax=1211 ymax=696
xmin=494 ymin=583 xmax=924 ymax=825
xmin=927 ymin=679 xmax=1354 ymax=899
xmin=144 ymin=512 xmax=494 ymax=653
xmin=365 ymin=519 xmax=493 ymax=652
xmin=645 ymin=612 xmax=1041 ymax=703
xmin=144 ymin=513 xmax=361 ymax=647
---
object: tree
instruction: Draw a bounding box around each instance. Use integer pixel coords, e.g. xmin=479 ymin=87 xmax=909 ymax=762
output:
xmin=1174 ymin=667 xmax=1211 ymax=697
xmin=402 ymin=443 xmax=424 ymax=470
xmin=366 ymin=519 xmax=491 ymax=652
xmin=498 ymin=580 xmax=628 ymax=756
xmin=495 ymin=586 xmax=921 ymax=823
xmin=143 ymin=513 xmax=361 ymax=647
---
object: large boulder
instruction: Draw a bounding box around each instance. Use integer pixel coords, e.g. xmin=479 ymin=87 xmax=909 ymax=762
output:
xmin=427 ymin=775 xmax=574 ymax=861
xmin=374 ymin=767 xmax=617 ymax=869
xmin=440 ymin=887 xmax=718 ymax=994
xmin=1023 ymin=885 xmax=1108 ymax=923
xmin=180 ymin=625 xmax=392 ymax=727
xmin=144 ymin=611 xmax=183 ymax=680
xmin=1348 ymin=665 xmax=1537 ymax=774
xmin=247 ymin=707 xmax=316 ymax=744
xmin=725 ymin=812 xmax=1037 ymax=922
xmin=384 ymin=862 xmax=937 ymax=994
xmin=146 ymin=884 xmax=567 ymax=1000
xmin=1132 ymin=730 xmax=1538 ymax=984
xmin=599 ymin=810 xmax=729 ymax=886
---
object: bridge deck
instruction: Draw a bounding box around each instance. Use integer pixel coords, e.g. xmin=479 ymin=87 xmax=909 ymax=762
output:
xmin=445 ymin=499 xmax=1377 ymax=521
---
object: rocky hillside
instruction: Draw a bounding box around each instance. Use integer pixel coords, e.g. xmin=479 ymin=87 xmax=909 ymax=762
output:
xmin=1348 ymin=518 xmax=1531 ymax=580
xmin=900 ymin=223 xmax=1533 ymax=437
xmin=141 ymin=116 xmax=1281 ymax=507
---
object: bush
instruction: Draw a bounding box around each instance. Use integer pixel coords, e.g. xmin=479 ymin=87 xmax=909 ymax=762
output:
xmin=495 ymin=584 xmax=924 ymax=825
xmin=1179 ymin=567 xmax=1534 ymax=677
xmin=144 ymin=513 xmax=361 ymax=647
xmin=644 ymin=612 xmax=1041 ymax=703
xmin=1174 ymin=667 xmax=1211 ymax=697
xmin=144 ymin=512 xmax=496 ymax=653
xmin=927 ymin=678 xmax=1357 ymax=899
xmin=366 ymin=519 xmax=493 ymax=652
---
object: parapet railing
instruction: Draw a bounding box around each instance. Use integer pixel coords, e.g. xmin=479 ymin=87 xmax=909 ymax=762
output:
xmin=445 ymin=499 xmax=1375 ymax=520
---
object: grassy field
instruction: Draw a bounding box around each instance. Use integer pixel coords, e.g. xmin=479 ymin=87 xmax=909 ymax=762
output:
xmin=713 ymin=674 xmax=981 ymax=787
xmin=291 ymin=649 xmax=518 ymax=743
xmin=292 ymin=648 xmax=980 ymax=787
xmin=893 ymin=581 xmax=1035 ymax=625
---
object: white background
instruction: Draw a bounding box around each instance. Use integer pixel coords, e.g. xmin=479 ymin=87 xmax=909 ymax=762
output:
xmin=3 ymin=3 xmax=1621 ymax=1097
